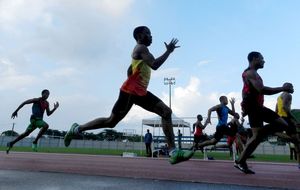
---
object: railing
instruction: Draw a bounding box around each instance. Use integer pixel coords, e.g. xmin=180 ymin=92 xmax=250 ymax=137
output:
xmin=0 ymin=136 xmax=290 ymax=155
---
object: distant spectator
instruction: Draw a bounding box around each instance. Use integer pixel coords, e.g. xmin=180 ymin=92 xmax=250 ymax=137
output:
xmin=144 ymin=129 xmax=153 ymax=157
xmin=289 ymin=142 xmax=297 ymax=160
xmin=178 ymin=129 xmax=182 ymax=149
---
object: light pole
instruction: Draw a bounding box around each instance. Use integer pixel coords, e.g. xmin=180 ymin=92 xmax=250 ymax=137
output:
xmin=164 ymin=77 xmax=175 ymax=109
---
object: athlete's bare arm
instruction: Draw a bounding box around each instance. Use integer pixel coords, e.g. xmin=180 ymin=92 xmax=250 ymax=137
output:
xmin=11 ymin=98 xmax=40 ymax=119
xmin=205 ymin=104 xmax=221 ymax=125
xmin=46 ymin=101 xmax=59 ymax=116
xmin=246 ymin=69 xmax=293 ymax=95
xmin=228 ymin=97 xmax=236 ymax=116
xmin=132 ymin=39 xmax=179 ymax=70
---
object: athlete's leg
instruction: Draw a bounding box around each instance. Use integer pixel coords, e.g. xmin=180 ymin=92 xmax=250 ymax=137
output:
xmin=290 ymin=134 xmax=300 ymax=167
xmin=78 ymin=112 xmax=126 ymax=132
xmin=238 ymin=117 xmax=287 ymax=164
xmin=32 ymin=121 xmax=49 ymax=144
xmin=151 ymin=101 xmax=175 ymax=149
xmin=198 ymin=126 xmax=226 ymax=150
xmin=78 ymin=91 xmax=133 ymax=132
xmin=237 ymin=127 xmax=262 ymax=164
xmin=136 ymin=92 xmax=194 ymax=164
xmin=64 ymin=90 xmax=133 ymax=147
xmin=6 ymin=125 xmax=34 ymax=154
xmin=198 ymin=138 xmax=218 ymax=148
xmin=9 ymin=125 xmax=35 ymax=146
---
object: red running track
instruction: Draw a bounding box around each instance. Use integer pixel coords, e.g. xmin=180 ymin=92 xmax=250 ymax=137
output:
xmin=0 ymin=152 xmax=299 ymax=189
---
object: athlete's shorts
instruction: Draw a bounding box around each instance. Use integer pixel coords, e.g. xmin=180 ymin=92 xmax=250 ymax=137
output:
xmin=194 ymin=135 xmax=206 ymax=144
xmin=227 ymin=135 xmax=236 ymax=146
xmin=26 ymin=116 xmax=48 ymax=132
xmin=213 ymin=125 xmax=236 ymax=142
xmin=112 ymin=90 xmax=162 ymax=117
xmin=247 ymin=106 xmax=279 ymax=128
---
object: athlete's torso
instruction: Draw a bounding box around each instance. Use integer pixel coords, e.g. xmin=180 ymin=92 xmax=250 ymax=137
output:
xmin=121 ymin=59 xmax=151 ymax=96
xmin=194 ymin=123 xmax=203 ymax=136
xmin=216 ymin=105 xmax=229 ymax=127
xmin=241 ymin=68 xmax=264 ymax=110
xmin=32 ymin=98 xmax=49 ymax=119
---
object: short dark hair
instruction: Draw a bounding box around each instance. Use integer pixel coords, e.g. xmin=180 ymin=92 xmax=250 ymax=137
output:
xmin=247 ymin=51 xmax=261 ymax=62
xmin=219 ymin=96 xmax=227 ymax=102
xmin=133 ymin=26 xmax=148 ymax=41
xmin=41 ymin=89 xmax=49 ymax=95
xmin=197 ymin=114 xmax=203 ymax=121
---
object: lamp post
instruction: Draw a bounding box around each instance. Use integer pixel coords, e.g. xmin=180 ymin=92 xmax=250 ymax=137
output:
xmin=164 ymin=77 xmax=175 ymax=109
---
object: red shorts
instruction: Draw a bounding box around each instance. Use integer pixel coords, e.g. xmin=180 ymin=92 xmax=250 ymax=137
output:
xmin=227 ymin=136 xmax=236 ymax=146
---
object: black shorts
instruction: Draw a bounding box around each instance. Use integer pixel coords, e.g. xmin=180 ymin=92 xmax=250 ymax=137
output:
xmin=247 ymin=106 xmax=279 ymax=128
xmin=112 ymin=90 xmax=162 ymax=116
xmin=213 ymin=125 xmax=236 ymax=142
xmin=194 ymin=135 xmax=206 ymax=144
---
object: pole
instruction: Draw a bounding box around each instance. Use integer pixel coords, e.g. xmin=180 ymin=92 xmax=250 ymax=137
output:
xmin=169 ymin=82 xmax=171 ymax=108
xmin=164 ymin=77 xmax=175 ymax=109
xmin=11 ymin=123 xmax=15 ymax=137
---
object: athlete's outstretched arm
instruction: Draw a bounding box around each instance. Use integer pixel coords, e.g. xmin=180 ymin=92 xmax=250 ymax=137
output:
xmin=11 ymin=98 xmax=39 ymax=119
xmin=138 ymin=39 xmax=180 ymax=70
xmin=246 ymin=70 xmax=293 ymax=95
xmin=46 ymin=102 xmax=59 ymax=116
xmin=205 ymin=104 xmax=221 ymax=125
xmin=228 ymin=97 xmax=236 ymax=116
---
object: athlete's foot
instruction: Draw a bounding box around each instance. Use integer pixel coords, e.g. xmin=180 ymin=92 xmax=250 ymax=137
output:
xmin=234 ymin=160 xmax=255 ymax=174
xmin=64 ymin=123 xmax=80 ymax=147
xmin=169 ymin=149 xmax=194 ymax=165
xmin=6 ymin=142 xmax=12 ymax=154
xmin=32 ymin=143 xmax=38 ymax=152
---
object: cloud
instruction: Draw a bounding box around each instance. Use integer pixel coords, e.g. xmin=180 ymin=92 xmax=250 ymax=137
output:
xmin=151 ymin=68 xmax=180 ymax=79
xmin=43 ymin=67 xmax=81 ymax=78
xmin=93 ymin=0 xmax=135 ymax=17
xmin=0 ymin=0 xmax=136 ymax=68
xmin=0 ymin=58 xmax=36 ymax=90
xmin=197 ymin=60 xmax=213 ymax=67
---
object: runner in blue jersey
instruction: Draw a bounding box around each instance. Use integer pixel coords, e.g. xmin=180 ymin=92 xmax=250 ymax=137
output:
xmin=7 ymin=89 xmax=59 ymax=153
xmin=196 ymin=96 xmax=238 ymax=150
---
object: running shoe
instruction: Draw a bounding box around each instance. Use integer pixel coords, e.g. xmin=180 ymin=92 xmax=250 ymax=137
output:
xmin=234 ymin=160 xmax=255 ymax=174
xmin=169 ymin=149 xmax=194 ymax=165
xmin=32 ymin=143 xmax=38 ymax=152
xmin=6 ymin=142 xmax=12 ymax=154
xmin=64 ymin=123 xmax=79 ymax=147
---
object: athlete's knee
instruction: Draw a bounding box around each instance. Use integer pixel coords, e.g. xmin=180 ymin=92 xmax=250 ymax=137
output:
xmin=23 ymin=131 xmax=31 ymax=137
xmin=43 ymin=124 xmax=49 ymax=130
xmin=212 ymin=139 xmax=218 ymax=145
xmin=161 ymin=107 xmax=172 ymax=118
xmin=105 ymin=114 xmax=121 ymax=128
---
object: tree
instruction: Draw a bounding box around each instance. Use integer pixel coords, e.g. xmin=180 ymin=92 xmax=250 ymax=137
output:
xmin=97 ymin=129 xmax=123 ymax=141
xmin=1 ymin=130 xmax=19 ymax=136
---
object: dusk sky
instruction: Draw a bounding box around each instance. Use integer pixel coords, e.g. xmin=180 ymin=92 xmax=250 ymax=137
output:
xmin=1 ymin=0 xmax=299 ymax=136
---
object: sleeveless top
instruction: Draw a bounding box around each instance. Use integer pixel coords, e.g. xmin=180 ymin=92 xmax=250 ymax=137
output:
xmin=121 ymin=59 xmax=151 ymax=96
xmin=193 ymin=123 xmax=203 ymax=136
xmin=31 ymin=98 xmax=49 ymax=119
xmin=241 ymin=68 xmax=264 ymax=112
xmin=277 ymin=96 xmax=288 ymax=117
xmin=216 ymin=105 xmax=229 ymax=127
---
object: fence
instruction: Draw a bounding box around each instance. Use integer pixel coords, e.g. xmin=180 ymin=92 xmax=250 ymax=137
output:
xmin=0 ymin=136 xmax=291 ymax=155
